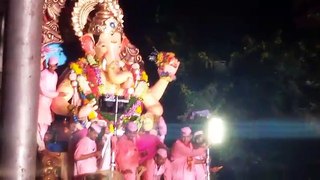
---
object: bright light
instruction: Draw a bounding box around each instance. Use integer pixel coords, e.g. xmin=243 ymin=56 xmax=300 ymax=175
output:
xmin=207 ymin=117 xmax=225 ymax=144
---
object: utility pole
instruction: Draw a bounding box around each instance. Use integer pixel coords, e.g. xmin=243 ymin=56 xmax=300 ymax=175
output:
xmin=0 ymin=0 xmax=44 ymax=179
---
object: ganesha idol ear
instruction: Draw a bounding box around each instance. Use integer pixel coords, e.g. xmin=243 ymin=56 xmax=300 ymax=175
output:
xmin=80 ymin=33 xmax=95 ymax=55
xmin=121 ymin=34 xmax=130 ymax=49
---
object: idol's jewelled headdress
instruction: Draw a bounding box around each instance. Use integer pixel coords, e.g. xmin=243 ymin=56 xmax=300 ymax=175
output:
xmin=72 ymin=0 xmax=124 ymax=37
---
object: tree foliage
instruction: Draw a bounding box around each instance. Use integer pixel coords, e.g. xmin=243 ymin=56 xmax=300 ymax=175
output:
xmin=125 ymin=0 xmax=320 ymax=122
xmin=178 ymin=30 xmax=320 ymax=121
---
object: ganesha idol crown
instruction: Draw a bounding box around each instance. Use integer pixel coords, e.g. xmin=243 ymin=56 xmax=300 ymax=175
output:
xmin=72 ymin=0 xmax=124 ymax=37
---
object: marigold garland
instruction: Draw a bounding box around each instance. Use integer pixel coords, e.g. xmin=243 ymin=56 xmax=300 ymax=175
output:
xmin=70 ymin=62 xmax=83 ymax=75
xmin=141 ymin=71 xmax=148 ymax=82
xmin=69 ymin=55 xmax=147 ymax=123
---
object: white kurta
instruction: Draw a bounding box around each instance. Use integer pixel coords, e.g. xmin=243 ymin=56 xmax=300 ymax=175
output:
xmin=37 ymin=69 xmax=59 ymax=151
xmin=38 ymin=68 xmax=58 ymax=125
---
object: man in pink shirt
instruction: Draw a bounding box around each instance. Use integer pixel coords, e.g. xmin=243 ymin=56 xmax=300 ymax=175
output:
xmin=193 ymin=131 xmax=224 ymax=179
xmin=136 ymin=116 xmax=166 ymax=165
xmin=37 ymin=57 xmax=65 ymax=151
xmin=74 ymin=123 xmax=102 ymax=176
xmin=142 ymin=147 xmax=172 ymax=180
xmin=170 ymin=126 xmax=207 ymax=180
xmin=115 ymin=122 xmax=140 ymax=180
xmin=68 ymin=122 xmax=89 ymax=178
xmin=193 ymin=130 xmax=209 ymax=180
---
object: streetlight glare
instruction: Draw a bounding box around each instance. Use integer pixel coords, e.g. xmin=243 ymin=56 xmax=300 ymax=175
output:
xmin=207 ymin=117 xmax=225 ymax=144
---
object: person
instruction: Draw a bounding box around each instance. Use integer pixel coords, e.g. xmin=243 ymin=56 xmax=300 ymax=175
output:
xmin=136 ymin=113 xmax=166 ymax=165
xmin=37 ymin=57 xmax=65 ymax=152
xmin=193 ymin=131 xmax=223 ymax=180
xmin=115 ymin=121 xmax=140 ymax=180
xmin=41 ymin=42 xmax=67 ymax=71
xmin=170 ymin=126 xmax=207 ymax=180
xmin=141 ymin=147 xmax=172 ymax=180
xmin=67 ymin=122 xmax=88 ymax=178
xmin=74 ymin=123 xmax=102 ymax=176
xmin=192 ymin=130 xmax=209 ymax=180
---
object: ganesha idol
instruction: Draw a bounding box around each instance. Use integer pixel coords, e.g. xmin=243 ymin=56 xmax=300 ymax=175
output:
xmin=51 ymin=0 xmax=180 ymax=131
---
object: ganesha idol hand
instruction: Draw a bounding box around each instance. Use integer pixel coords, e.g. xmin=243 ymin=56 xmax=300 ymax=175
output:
xmin=121 ymin=76 xmax=134 ymax=89
xmin=78 ymin=99 xmax=98 ymax=119
xmin=158 ymin=58 xmax=180 ymax=80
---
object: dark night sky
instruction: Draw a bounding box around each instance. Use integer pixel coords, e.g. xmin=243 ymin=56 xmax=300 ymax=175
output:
xmin=121 ymin=0 xmax=295 ymax=52
xmin=117 ymin=0 xmax=300 ymax=121
xmin=118 ymin=0 xmax=307 ymax=73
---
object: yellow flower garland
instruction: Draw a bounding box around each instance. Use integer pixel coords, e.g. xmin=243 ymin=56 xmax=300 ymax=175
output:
xmin=70 ymin=62 xmax=83 ymax=75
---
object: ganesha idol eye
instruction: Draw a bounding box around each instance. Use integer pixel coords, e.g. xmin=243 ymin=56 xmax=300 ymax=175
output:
xmin=110 ymin=22 xmax=116 ymax=28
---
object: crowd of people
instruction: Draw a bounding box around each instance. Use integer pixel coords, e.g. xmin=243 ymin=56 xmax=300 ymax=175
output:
xmin=40 ymin=115 xmax=223 ymax=179
xmin=63 ymin=119 xmax=220 ymax=179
